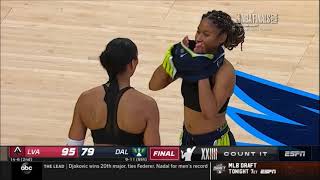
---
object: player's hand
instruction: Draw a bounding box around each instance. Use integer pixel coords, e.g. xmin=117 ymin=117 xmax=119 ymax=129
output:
xmin=162 ymin=45 xmax=177 ymax=79
xmin=180 ymin=37 xmax=211 ymax=58
xmin=194 ymin=41 xmax=205 ymax=54
xmin=182 ymin=36 xmax=189 ymax=47
xmin=182 ymin=35 xmax=206 ymax=54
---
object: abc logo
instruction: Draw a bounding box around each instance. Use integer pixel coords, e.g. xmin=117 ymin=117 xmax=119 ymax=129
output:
xmin=21 ymin=162 xmax=32 ymax=174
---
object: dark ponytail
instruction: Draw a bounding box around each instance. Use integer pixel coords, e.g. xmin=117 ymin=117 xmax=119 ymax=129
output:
xmin=202 ymin=10 xmax=245 ymax=50
xmin=99 ymin=38 xmax=138 ymax=98
xmin=99 ymin=38 xmax=137 ymax=79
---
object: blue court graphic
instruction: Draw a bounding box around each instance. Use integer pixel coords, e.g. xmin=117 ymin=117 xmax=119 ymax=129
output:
xmin=227 ymin=71 xmax=320 ymax=146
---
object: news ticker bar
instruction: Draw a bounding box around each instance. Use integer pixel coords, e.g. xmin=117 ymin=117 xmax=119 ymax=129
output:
xmin=3 ymin=161 xmax=320 ymax=180
xmin=1 ymin=146 xmax=319 ymax=162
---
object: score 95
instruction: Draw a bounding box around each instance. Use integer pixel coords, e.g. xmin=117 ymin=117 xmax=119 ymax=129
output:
xmin=61 ymin=147 xmax=76 ymax=156
xmin=81 ymin=147 xmax=95 ymax=156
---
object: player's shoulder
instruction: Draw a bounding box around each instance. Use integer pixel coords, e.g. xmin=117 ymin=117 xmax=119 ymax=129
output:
xmin=78 ymin=86 xmax=104 ymax=103
xmin=130 ymin=89 xmax=158 ymax=108
xmin=213 ymin=58 xmax=235 ymax=85
xmin=223 ymin=58 xmax=235 ymax=70
xmin=220 ymin=58 xmax=235 ymax=76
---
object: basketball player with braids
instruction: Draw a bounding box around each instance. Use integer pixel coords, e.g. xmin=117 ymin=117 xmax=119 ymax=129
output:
xmin=149 ymin=10 xmax=245 ymax=146
xmin=68 ymin=38 xmax=160 ymax=146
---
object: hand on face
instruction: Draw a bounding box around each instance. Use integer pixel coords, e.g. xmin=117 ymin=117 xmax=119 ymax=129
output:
xmin=182 ymin=35 xmax=206 ymax=54
xmin=182 ymin=36 xmax=189 ymax=47
xmin=194 ymin=18 xmax=227 ymax=54
xmin=194 ymin=41 xmax=205 ymax=54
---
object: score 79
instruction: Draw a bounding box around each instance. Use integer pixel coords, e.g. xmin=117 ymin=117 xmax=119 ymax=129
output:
xmin=81 ymin=147 xmax=95 ymax=156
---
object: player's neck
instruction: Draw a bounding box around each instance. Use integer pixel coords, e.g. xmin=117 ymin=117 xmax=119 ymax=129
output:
xmin=116 ymin=74 xmax=131 ymax=89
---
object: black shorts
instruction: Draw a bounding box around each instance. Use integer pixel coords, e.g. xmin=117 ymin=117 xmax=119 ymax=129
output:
xmin=180 ymin=123 xmax=236 ymax=146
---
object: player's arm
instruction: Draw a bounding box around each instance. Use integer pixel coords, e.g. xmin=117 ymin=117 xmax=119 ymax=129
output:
xmin=198 ymin=65 xmax=235 ymax=120
xmin=149 ymin=65 xmax=176 ymax=91
xmin=143 ymin=98 xmax=161 ymax=145
xmin=67 ymin=94 xmax=87 ymax=145
xmin=149 ymin=45 xmax=177 ymax=91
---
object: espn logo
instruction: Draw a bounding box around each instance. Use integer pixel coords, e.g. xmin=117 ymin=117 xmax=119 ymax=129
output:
xmin=284 ymin=151 xmax=305 ymax=157
xmin=260 ymin=169 xmax=276 ymax=174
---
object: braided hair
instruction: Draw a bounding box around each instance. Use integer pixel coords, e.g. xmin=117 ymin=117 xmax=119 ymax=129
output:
xmin=202 ymin=10 xmax=245 ymax=50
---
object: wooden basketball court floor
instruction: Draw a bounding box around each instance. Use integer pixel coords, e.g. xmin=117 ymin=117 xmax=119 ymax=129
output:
xmin=0 ymin=1 xmax=319 ymax=146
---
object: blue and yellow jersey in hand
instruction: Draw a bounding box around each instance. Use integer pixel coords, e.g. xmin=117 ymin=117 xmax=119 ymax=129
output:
xmin=162 ymin=40 xmax=225 ymax=82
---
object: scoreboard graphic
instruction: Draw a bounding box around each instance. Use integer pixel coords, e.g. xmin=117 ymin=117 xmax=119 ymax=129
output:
xmin=0 ymin=146 xmax=319 ymax=180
